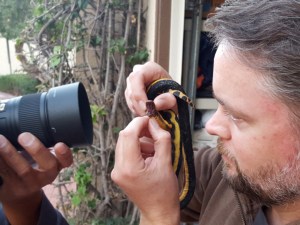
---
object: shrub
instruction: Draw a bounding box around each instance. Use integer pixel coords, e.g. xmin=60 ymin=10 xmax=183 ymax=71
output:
xmin=0 ymin=74 xmax=39 ymax=95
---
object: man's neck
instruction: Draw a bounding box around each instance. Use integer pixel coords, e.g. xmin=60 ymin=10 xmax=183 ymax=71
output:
xmin=266 ymin=201 xmax=300 ymax=225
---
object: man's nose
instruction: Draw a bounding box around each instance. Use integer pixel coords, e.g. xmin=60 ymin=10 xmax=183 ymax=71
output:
xmin=205 ymin=107 xmax=231 ymax=140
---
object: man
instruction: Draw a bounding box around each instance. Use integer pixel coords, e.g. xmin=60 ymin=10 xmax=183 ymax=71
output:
xmin=111 ymin=0 xmax=300 ymax=224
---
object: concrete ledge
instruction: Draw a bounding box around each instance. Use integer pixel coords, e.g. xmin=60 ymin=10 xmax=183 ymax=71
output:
xmin=0 ymin=92 xmax=15 ymax=100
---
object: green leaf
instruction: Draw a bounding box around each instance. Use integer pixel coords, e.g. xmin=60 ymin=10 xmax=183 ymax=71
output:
xmin=71 ymin=194 xmax=81 ymax=206
xmin=50 ymin=55 xmax=61 ymax=68
xmin=90 ymin=104 xmax=107 ymax=122
xmin=109 ymin=39 xmax=126 ymax=54
xmin=127 ymin=48 xmax=149 ymax=66
xmin=87 ymin=199 xmax=96 ymax=209
xmin=33 ymin=5 xmax=44 ymax=17
xmin=113 ymin=127 xmax=122 ymax=134
xmin=78 ymin=0 xmax=89 ymax=10
xmin=0 ymin=0 xmax=32 ymax=39
xmin=53 ymin=46 xmax=61 ymax=54
xmin=90 ymin=35 xmax=102 ymax=47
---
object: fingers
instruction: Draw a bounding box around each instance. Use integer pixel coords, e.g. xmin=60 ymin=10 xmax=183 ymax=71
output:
xmin=17 ymin=133 xmax=73 ymax=171
xmin=125 ymin=61 xmax=172 ymax=116
xmin=18 ymin=133 xmax=56 ymax=171
xmin=112 ymin=116 xmax=172 ymax=182
xmin=0 ymin=156 xmax=17 ymax=184
xmin=114 ymin=116 xmax=149 ymax=170
xmin=153 ymin=93 xmax=177 ymax=112
xmin=125 ymin=74 xmax=148 ymax=116
xmin=114 ymin=116 xmax=172 ymax=171
xmin=148 ymin=118 xmax=172 ymax=165
xmin=125 ymin=82 xmax=177 ymax=115
xmin=112 ymin=116 xmax=154 ymax=188
xmin=111 ymin=115 xmax=179 ymax=222
xmin=0 ymin=133 xmax=73 ymax=210
xmin=53 ymin=142 xmax=73 ymax=168
xmin=0 ymin=134 xmax=32 ymax=177
xmin=132 ymin=62 xmax=172 ymax=86
xmin=139 ymin=137 xmax=155 ymax=155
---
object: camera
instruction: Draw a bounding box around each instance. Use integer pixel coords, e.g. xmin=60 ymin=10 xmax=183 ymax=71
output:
xmin=0 ymin=82 xmax=93 ymax=150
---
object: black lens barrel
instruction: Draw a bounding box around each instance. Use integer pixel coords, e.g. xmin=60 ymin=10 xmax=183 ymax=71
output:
xmin=0 ymin=82 xmax=93 ymax=150
xmin=19 ymin=93 xmax=53 ymax=147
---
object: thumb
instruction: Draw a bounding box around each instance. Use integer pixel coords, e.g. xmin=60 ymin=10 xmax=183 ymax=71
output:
xmin=148 ymin=118 xmax=172 ymax=164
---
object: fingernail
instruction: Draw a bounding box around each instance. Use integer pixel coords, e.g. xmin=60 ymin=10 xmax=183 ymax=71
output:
xmin=149 ymin=118 xmax=159 ymax=129
xmin=60 ymin=148 xmax=68 ymax=155
xmin=57 ymin=143 xmax=68 ymax=155
xmin=0 ymin=135 xmax=7 ymax=148
xmin=19 ymin=132 xmax=35 ymax=147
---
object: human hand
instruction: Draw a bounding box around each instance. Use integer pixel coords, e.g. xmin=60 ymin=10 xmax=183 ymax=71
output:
xmin=111 ymin=116 xmax=180 ymax=225
xmin=0 ymin=132 xmax=73 ymax=225
xmin=125 ymin=61 xmax=177 ymax=116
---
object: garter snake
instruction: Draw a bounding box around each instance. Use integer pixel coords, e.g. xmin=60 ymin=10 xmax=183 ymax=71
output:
xmin=146 ymin=78 xmax=196 ymax=209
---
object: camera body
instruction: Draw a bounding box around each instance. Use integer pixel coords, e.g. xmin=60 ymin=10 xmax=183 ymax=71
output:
xmin=0 ymin=82 xmax=93 ymax=150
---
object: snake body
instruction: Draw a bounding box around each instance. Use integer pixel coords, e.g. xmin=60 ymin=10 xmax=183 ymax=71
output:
xmin=146 ymin=78 xmax=196 ymax=209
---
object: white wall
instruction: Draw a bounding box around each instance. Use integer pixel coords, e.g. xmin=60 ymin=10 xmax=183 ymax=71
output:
xmin=145 ymin=1 xmax=185 ymax=83
xmin=0 ymin=38 xmax=23 ymax=75
xmin=169 ymin=0 xmax=185 ymax=84
xmin=145 ymin=0 xmax=157 ymax=62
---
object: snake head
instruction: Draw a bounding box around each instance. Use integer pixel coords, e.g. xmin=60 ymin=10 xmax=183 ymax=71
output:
xmin=145 ymin=100 xmax=157 ymax=117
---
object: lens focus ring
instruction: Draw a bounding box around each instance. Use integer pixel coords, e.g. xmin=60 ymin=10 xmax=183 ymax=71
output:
xmin=19 ymin=93 xmax=49 ymax=146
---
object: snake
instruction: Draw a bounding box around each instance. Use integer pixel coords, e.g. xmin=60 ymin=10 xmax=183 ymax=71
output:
xmin=145 ymin=78 xmax=196 ymax=209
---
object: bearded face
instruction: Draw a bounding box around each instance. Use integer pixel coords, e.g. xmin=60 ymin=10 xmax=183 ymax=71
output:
xmin=217 ymin=140 xmax=300 ymax=206
xmin=205 ymin=43 xmax=300 ymax=206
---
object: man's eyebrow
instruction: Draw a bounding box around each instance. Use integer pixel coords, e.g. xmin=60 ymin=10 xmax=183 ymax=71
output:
xmin=212 ymin=92 xmax=234 ymax=111
xmin=212 ymin=92 xmax=250 ymax=119
xmin=212 ymin=92 xmax=224 ymax=106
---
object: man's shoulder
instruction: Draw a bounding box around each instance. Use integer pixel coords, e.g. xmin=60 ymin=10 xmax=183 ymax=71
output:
xmin=0 ymin=204 xmax=9 ymax=225
xmin=194 ymin=144 xmax=222 ymax=173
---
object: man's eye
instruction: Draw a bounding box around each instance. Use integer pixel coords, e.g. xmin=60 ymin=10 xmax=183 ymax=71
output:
xmin=229 ymin=114 xmax=241 ymax=122
xmin=222 ymin=108 xmax=241 ymax=122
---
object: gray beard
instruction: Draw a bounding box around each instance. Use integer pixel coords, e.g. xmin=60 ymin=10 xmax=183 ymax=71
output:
xmin=218 ymin=140 xmax=300 ymax=206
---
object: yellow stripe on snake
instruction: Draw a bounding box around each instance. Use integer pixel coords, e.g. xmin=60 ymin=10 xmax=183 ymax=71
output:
xmin=146 ymin=78 xmax=196 ymax=209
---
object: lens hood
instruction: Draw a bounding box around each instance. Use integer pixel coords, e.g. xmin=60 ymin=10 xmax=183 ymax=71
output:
xmin=0 ymin=82 xmax=93 ymax=150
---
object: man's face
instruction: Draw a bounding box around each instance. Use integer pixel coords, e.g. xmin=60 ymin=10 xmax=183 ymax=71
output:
xmin=205 ymin=43 xmax=300 ymax=205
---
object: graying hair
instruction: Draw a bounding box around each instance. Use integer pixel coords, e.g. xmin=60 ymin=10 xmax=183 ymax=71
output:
xmin=207 ymin=0 xmax=300 ymax=118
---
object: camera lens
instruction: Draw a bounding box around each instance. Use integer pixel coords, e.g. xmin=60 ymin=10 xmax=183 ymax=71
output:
xmin=0 ymin=82 xmax=93 ymax=150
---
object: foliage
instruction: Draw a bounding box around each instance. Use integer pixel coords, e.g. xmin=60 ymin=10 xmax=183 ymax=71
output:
xmin=67 ymin=216 xmax=138 ymax=225
xmin=71 ymin=163 xmax=93 ymax=206
xmin=0 ymin=0 xmax=32 ymax=39
xmin=0 ymin=74 xmax=39 ymax=95
xmin=127 ymin=48 xmax=149 ymax=66
xmin=90 ymin=217 xmax=138 ymax=225
xmin=17 ymin=0 xmax=148 ymax=224
xmin=90 ymin=104 xmax=107 ymax=122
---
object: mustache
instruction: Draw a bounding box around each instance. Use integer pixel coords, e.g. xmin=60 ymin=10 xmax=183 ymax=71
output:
xmin=217 ymin=139 xmax=240 ymax=168
xmin=217 ymin=139 xmax=232 ymax=158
